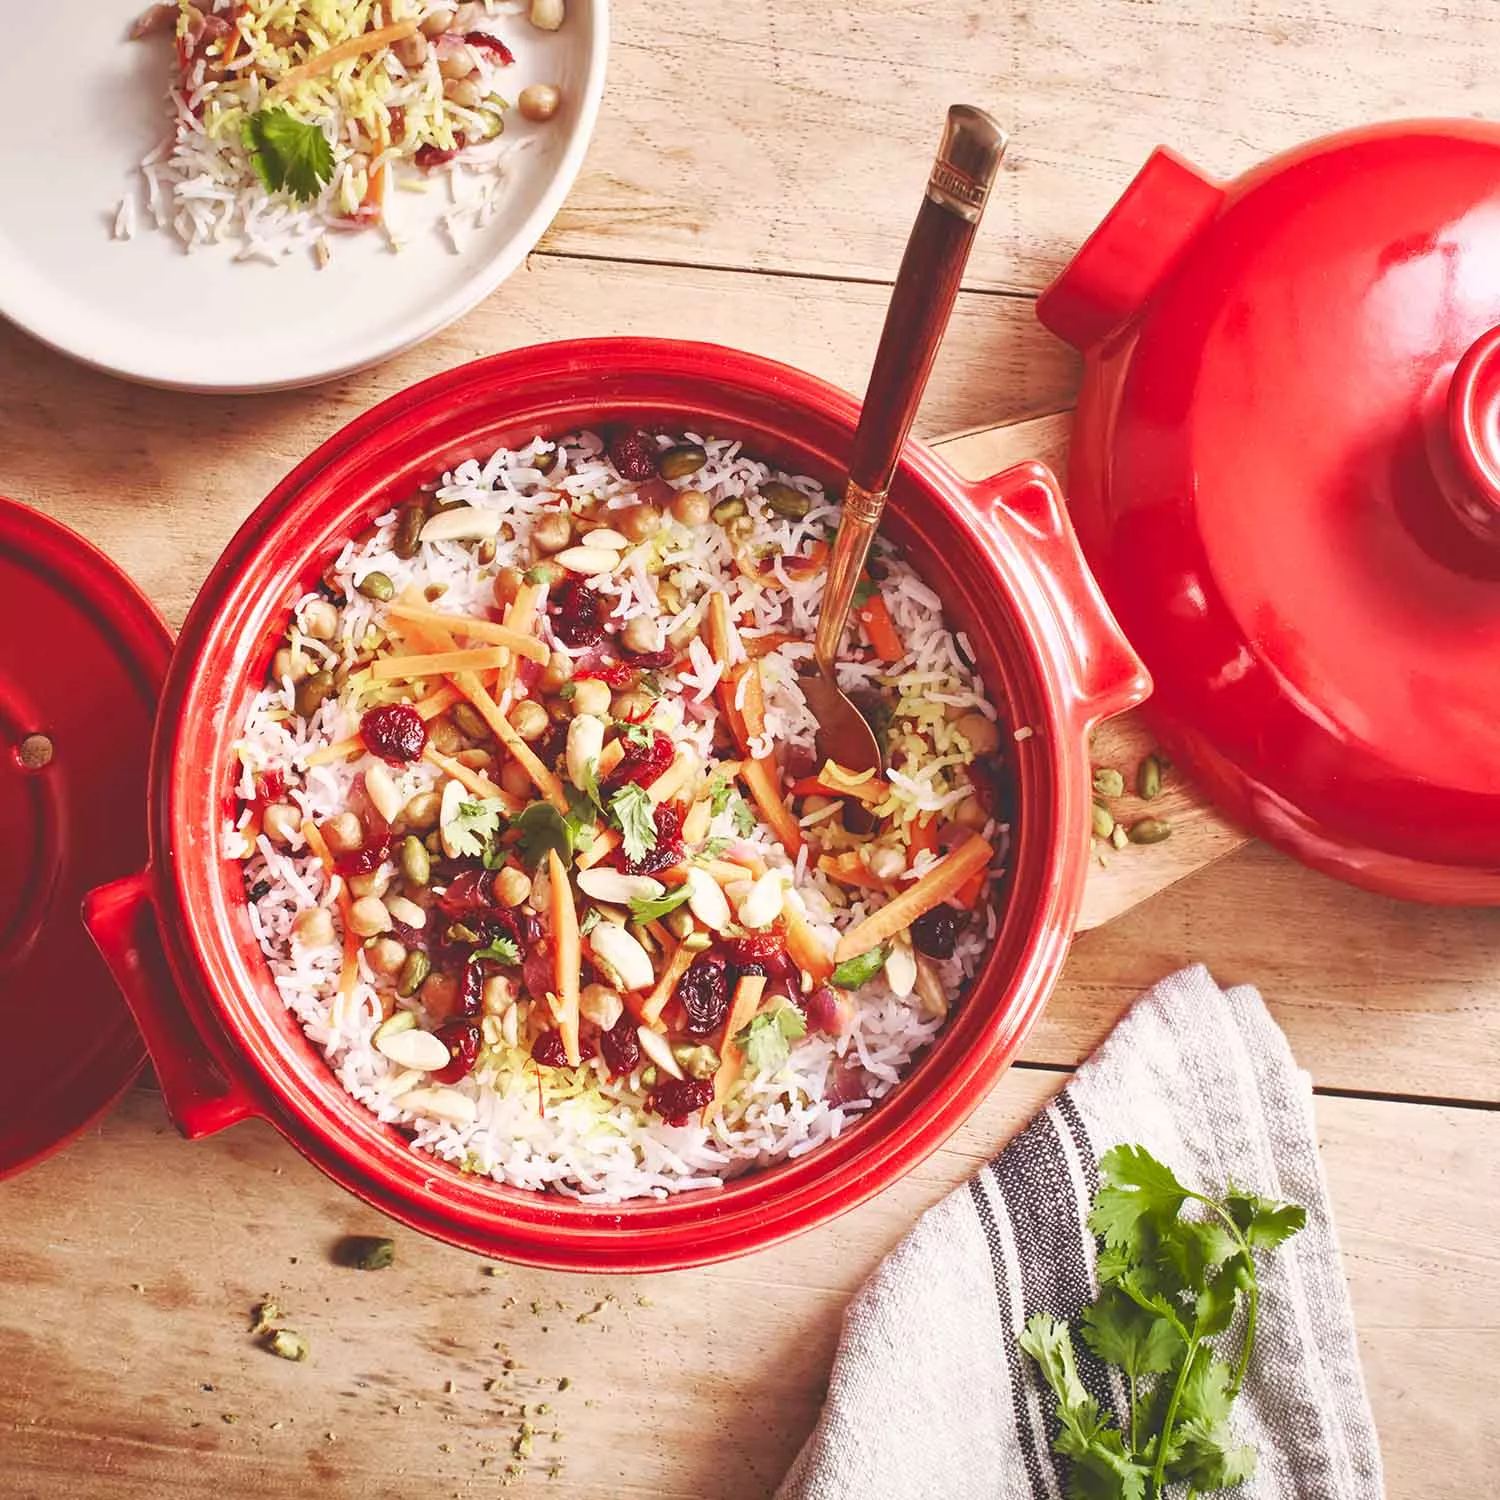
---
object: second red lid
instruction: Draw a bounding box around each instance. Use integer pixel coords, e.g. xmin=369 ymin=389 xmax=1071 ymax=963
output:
xmin=1039 ymin=120 xmax=1500 ymax=902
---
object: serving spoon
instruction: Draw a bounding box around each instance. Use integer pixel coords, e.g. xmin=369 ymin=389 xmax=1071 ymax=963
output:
xmin=801 ymin=104 xmax=1008 ymax=774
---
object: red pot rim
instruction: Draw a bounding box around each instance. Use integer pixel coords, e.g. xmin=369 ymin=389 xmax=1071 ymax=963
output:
xmin=123 ymin=339 xmax=1144 ymax=1270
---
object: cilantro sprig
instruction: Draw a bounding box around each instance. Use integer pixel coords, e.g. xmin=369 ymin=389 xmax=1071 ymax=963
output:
xmin=627 ymin=883 xmax=694 ymax=924
xmin=242 ymin=107 xmax=334 ymax=203
xmin=443 ymin=797 xmax=508 ymax=859
xmin=735 ymin=1003 xmax=807 ymax=1075
xmin=608 ymin=783 xmax=657 ymax=866
xmin=1018 ymin=1145 xmax=1305 ymax=1498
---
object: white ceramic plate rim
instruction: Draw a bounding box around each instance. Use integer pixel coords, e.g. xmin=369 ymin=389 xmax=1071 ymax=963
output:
xmin=0 ymin=1 xmax=608 ymax=393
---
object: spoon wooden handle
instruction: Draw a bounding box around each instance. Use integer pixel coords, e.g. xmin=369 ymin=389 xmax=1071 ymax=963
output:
xmin=816 ymin=105 xmax=1008 ymax=676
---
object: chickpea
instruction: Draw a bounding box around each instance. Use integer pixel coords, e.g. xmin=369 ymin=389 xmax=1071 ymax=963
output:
xmin=292 ymin=906 xmax=336 ymax=947
xmin=438 ymin=44 xmax=477 ymax=79
xmin=493 ymin=566 xmax=524 ymax=610
xmin=579 ymin=983 xmax=624 ymax=1030
xmin=538 ymin=648 xmax=574 ymax=694
xmin=401 ymin=790 xmax=441 ymax=830
xmin=494 ymin=866 xmax=532 ymax=907
xmin=301 ymin=599 xmax=340 ymax=640
xmin=427 ymin=716 xmax=463 ymax=755
xmin=348 ymin=865 xmax=392 ymax=901
xmin=392 ymin=29 xmax=428 ymax=67
xmin=420 ymin=971 xmax=460 ymax=1024
xmin=570 ymin=678 xmax=611 ymax=718
xmin=419 ymin=3 xmax=455 ymax=36
xmin=366 ymin=936 xmax=407 ymax=977
xmin=271 ymin=646 xmax=306 ymax=684
xmin=616 ymin=502 xmax=662 ymax=543
xmin=529 ymin=0 xmax=565 ymax=29
xmin=671 ymin=489 xmax=711 ymax=526
xmin=611 ymin=689 xmax=657 ymax=723
xmin=321 ymin=812 xmax=364 ymax=856
xmin=518 ymin=83 xmax=561 ymax=123
xmin=444 ymin=76 xmax=482 ymax=108
xmin=620 ymin=615 xmax=664 ymax=656
xmin=262 ymin=803 xmax=301 ymax=847
xmin=530 ymin=510 xmax=574 ymax=555
xmin=954 ymin=711 xmax=1001 ymax=756
xmin=348 ymin=896 xmax=393 ymax=938
xmin=452 ymin=701 xmax=490 ymax=742
xmin=456 ymin=748 xmax=494 ymax=772
xmin=499 ymin=759 xmax=532 ymax=799
xmin=509 ymin=698 xmax=549 ymax=742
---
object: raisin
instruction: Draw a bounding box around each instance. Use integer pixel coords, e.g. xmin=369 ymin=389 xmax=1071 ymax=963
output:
xmin=647 ymin=1075 xmax=714 ymax=1125
xmin=676 ymin=950 xmax=731 ymax=1038
xmin=552 ymin=580 xmax=605 ymax=649
xmin=360 ymin=703 xmax=428 ymax=764
xmin=437 ymin=869 xmax=497 ymax=917
xmin=432 ymin=1019 xmax=481 ymax=1084
xmin=458 ymin=958 xmax=484 ymax=1016
xmin=600 ymin=1013 xmax=641 ymax=1078
xmin=604 ymin=729 xmax=674 ymax=793
xmin=415 ymin=143 xmax=459 ymax=169
xmin=911 ymin=905 xmax=965 ymax=960
xmin=617 ymin=644 xmax=674 ymax=670
xmin=608 ymin=428 xmax=659 ymax=481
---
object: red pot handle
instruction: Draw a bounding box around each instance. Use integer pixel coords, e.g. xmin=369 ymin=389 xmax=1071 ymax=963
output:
xmin=966 ymin=461 xmax=1152 ymax=725
xmin=82 ymin=871 xmax=258 ymax=1140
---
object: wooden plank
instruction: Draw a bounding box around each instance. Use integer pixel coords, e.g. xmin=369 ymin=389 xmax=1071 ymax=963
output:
xmin=0 ymin=1080 xmax=1492 ymax=1498
xmin=0 ymin=258 xmax=1072 ymax=631
xmin=933 ymin=413 xmax=1251 ymax=931
xmin=543 ymin=0 xmax=1500 ymax=292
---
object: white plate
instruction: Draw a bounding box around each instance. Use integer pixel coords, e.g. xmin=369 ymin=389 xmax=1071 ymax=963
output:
xmin=0 ymin=1 xmax=607 ymax=392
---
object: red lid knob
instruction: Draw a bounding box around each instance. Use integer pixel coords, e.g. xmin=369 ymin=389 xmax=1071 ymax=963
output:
xmin=1445 ymin=326 xmax=1500 ymax=555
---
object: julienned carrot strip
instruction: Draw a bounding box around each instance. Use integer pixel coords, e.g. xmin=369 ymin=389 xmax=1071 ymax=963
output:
xmin=451 ymin=674 xmax=568 ymax=813
xmin=706 ymin=974 xmax=767 ymax=1122
xmin=548 ymin=849 xmax=581 ymax=1066
xmin=833 ymin=834 xmax=993 ymax=963
xmin=741 ymin=631 xmax=798 ymax=659
xmin=954 ymin=868 xmax=987 ymax=907
xmin=597 ymin=739 xmax=627 ymax=781
xmin=645 ymin=919 xmax=675 ymax=952
xmin=906 ymin=814 xmax=939 ymax=866
xmin=372 ymin=646 xmax=509 ymax=681
xmin=681 ymin=797 xmax=712 ymax=845
xmin=856 ymin=592 xmax=905 ymax=663
xmin=704 ymin=593 xmax=753 ymax=752
xmin=788 ymin=761 xmax=886 ymax=805
xmin=738 ymin=756 xmax=803 ymax=855
xmin=275 ymin=18 xmax=419 ymax=88
xmin=387 ymin=602 xmax=549 ymax=662
xmin=496 ymin=583 xmax=542 ymax=702
xmin=422 ymin=744 xmax=521 ymax=812
xmin=575 ymin=828 xmax=622 ymax=870
xmin=641 ymin=940 xmax=695 ymax=1028
xmin=300 ymin=818 xmax=359 ymax=1000
xmin=725 ymin=849 xmax=834 ymax=983
xmin=305 ymin=683 xmax=463 ymax=764
xmin=738 ymin=663 xmax=767 ymax=741
xmin=816 ymin=852 xmax=891 ymax=893
xmin=647 ymin=750 xmax=698 ymax=807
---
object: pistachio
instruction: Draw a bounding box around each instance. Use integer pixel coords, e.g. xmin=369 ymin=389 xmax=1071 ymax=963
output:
xmin=265 ymin=1329 xmax=309 ymax=1362
xmin=399 ymin=834 xmax=431 ymax=887
xmin=657 ymin=442 xmax=708 ymax=480
xmin=1110 ymin=823 xmax=1129 ymax=851
xmin=524 ymin=559 xmax=564 ymax=587
xmin=1092 ymin=767 xmax=1126 ymax=799
xmin=452 ymin=701 xmax=490 ymax=741
xmin=671 ymin=1043 xmax=720 ymax=1079
xmin=373 ymin=1010 xmax=417 ymax=1044
xmin=339 ymin=1235 xmax=396 ymax=1271
xmin=1127 ymin=817 xmax=1173 ymax=845
xmin=357 ymin=571 xmax=395 ymax=603
xmin=402 ymin=789 xmax=441 ymax=829
xmin=295 ymin=670 xmax=336 ymax=719
xmin=710 ymin=497 xmax=746 ymax=526
xmin=396 ymin=954 xmax=432 ymax=1002
xmin=680 ymin=929 xmax=713 ymax=953
xmin=393 ymin=504 xmax=426 ymax=559
xmin=1091 ymin=801 xmax=1116 ymax=841
xmin=760 ymin=480 xmax=812 ymax=519
xmin=1137 ymin=753 xmax=1164 ymax=801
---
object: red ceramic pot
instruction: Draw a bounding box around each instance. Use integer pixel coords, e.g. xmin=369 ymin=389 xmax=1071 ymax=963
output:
xmin=82 ymin=339 xmax=1147 ymax=1271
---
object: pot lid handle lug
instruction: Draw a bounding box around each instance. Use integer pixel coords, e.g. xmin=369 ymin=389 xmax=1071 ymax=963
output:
xmin=1441 ymin=326 xmax=1500 ymax=557
xmin=1037 ymin=148 xmax=1226 ymax=351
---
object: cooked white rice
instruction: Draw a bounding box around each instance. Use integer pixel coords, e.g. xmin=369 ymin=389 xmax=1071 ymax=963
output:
xmin=229 ymin=431 xmax=1010 ymax=1202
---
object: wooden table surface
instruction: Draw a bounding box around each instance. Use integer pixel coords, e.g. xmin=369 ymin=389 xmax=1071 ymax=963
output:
xmin=5 ymin=2 xmax=1500 ymax=1495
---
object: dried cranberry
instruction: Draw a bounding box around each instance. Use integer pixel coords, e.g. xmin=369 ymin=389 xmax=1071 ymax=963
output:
xmin=604 ymin=729 xmax=674 ymax=793
xmin=335 ymin=834 xmax=392 ymax=877
xmin=521 ymin=941 xmax=553 ymax=1001
xmin=463 ymin=30 xmax=514 ymax=63
xmin=432 ymin=1018 xmax=482 ymax=1084
xmin=600 ymin=1013 xmax=642 ymax=1078
xmin=458 ymin=959 xmax=484 ymax=1016
xmin=911 ymin=905 xmax=965 ymax=960
xmin=619 ymin=800 xmax=685 ymax=876
xmin=415 ymin=143 xmax=459 ymax=169
xmin=804 ymin=984 xmax=854 ymax=1037
xmin=390 ymin=917 xmax=430 ymax=952
xmin=437 ymin=869 xmax=497 ymax=917
xmin=617 ymin=644 xmax=675 ymax=671
xmin=608 ymin=428 xmax=659 ymax=481
xmin=531 ymin=1028 xmax=597 ymax=1068
xmin=360 ymin=704 xmax=427 ymax=764
xmin=676 ymin=950 xmax=731 ymax=1038
xmin=574 ymin=657 xmax=635 ymax=687
xmin=531 ymin=1030 xmax=568 ymax=1068
xmin=726 ymin=933 xmax=791 ymax=974
xmin=552 ymin=580 xmax=605 ymax=649
xmin=250 ymin=771 xmax=285 ymax=808
xmin=648 ymin=1075 xmax=714 ymax=1125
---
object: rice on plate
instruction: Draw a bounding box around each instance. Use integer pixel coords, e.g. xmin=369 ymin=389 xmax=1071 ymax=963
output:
xmin=228 ymin=428 xmax=1013 ymax=1202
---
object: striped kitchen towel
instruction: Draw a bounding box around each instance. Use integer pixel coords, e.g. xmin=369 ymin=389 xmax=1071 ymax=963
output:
xmin=776 ymin=965 xmax=1384 ymax=1500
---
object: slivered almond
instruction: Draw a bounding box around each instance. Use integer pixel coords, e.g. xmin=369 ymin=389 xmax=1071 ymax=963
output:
xmin=374 ymin=1027 xmax=450 ymax=1071
xmin=419 ymin=505 xmax=504 ymax=542
xmin=400 ymin=1086 xmax=478 ymax=1125
xmin=576 ymin=868 xmax=665 ymax=907
xmin=684 ymin=867 xmax=732 ymax=933
xmin=364 ymin=763 xmax=404 ymax=824
xmin=554 ymin=545 xmax=622 ymax=575
xmin=637 ymin=1025 xmax=684 ymax=1080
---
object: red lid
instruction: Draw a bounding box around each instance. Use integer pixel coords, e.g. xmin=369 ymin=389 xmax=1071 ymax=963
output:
xmin=0 ymin=498 xmax=171 ymax=1175
xmin=1039 ymin=121 xmax=1500 ymax=901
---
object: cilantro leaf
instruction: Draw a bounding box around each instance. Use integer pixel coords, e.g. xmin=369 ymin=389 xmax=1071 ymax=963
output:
xmin=707 ymin=774 xmax=733 ymax=817
xmin=242 ymin=107 xmax=334 ymax=203
xmin=730 ymin=794 xmax=756 ymax=837
xmin=1018 ymin=1315 xmax=1106 ymax=1451
xmin=1172 ymin=1416 xmax=1256 ymax=1491
xmin=830 ymin=945 xmax=888 ymax=990
xmin=627 ymin=883 xmax=694 ymax=924
xmin=617 ymin=720 xmax=654 ymax=749
xmin=1225 ymin=1191 xmax=1307 ymax=1252
xmin=564 ymin=787 xmax=598 ymax=848
xmin=473 ymin=936 xmax=520 ymax=966
xmin=1192 ymin=1252 xmax=1252 ymax=1339
xmin=511 ymin=802 xmax=575 ymax=870
xmin=1160 ymin=1217 xmax=1239 ymax=1288
xmin=1089 ymin=1144 xmax=1190 ymax=1258
xmin=443 ymin=797 xmax=508 ymax=859
xmin=700 ymin=836 xmax=732 ymax=858
xmin=608 ymin=783 xmax=657 ymax=865
xmin=735 ymin=1004 xmax=807 ymax=1075
xmin=1081 ymin=1288 xmax=1184 ymax=1382
xmin=1058 ymin=1430 xmax=1150 ymax=1500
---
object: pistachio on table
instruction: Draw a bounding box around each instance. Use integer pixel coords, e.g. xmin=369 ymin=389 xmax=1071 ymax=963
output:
xmin=264 ymin=1328 xmax=310 ymax=1362
xmin=335 ymin=1234 xmax=397 ymax=1271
